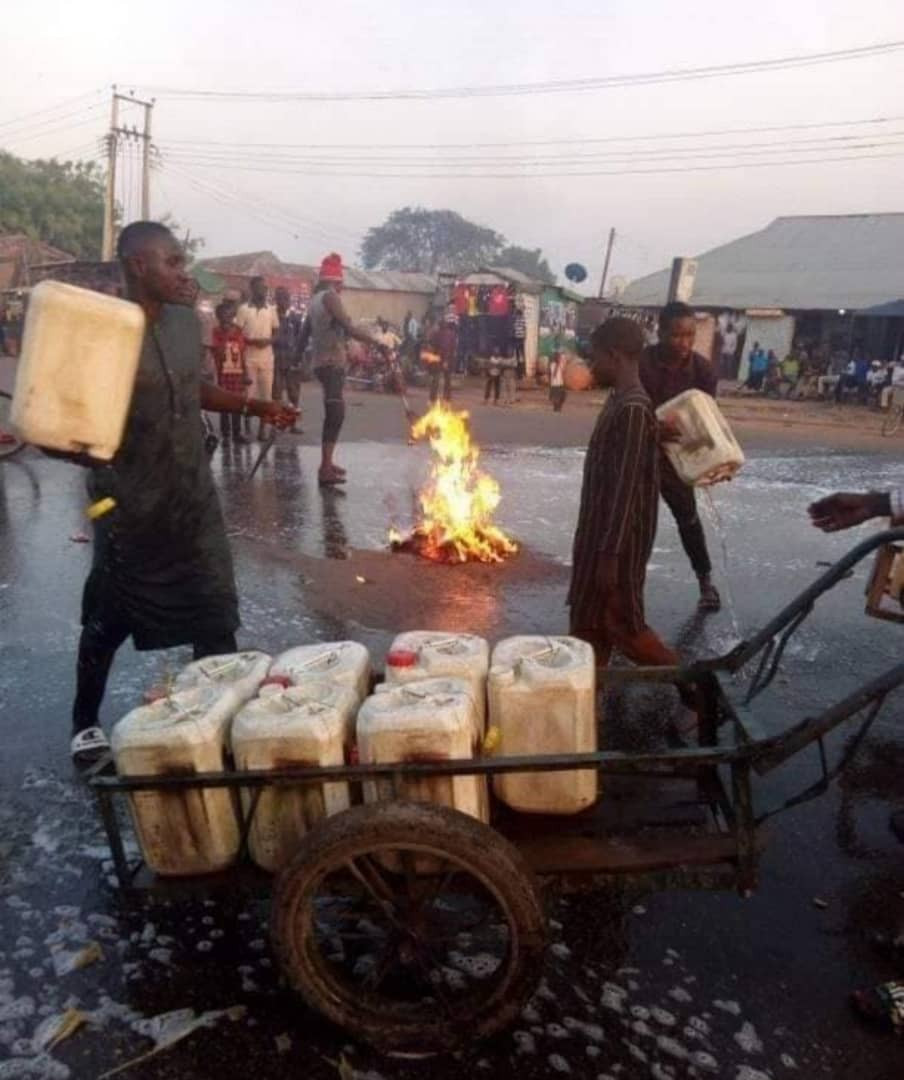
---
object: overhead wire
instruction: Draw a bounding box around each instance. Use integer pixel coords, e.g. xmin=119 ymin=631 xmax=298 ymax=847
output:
xmin=0 ymin=89 xmax=104 ymax=133
xmin=156 ymin=113 xmax=904 ymax=152
xmin=135 ymin=40 xmax=904 ymax=102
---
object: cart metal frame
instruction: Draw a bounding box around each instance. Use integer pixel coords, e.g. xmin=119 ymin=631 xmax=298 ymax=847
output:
xmin=89 ymin=528 xmax=904 ymax=900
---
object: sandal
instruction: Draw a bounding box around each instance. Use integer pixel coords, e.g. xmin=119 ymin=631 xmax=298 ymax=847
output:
xmin=851 ymin=980 xmax=904 ymax=1031
xmin=70 ymin=726 xmax=111 ymax=767
xmin=318 ymin=471 xmax=347 ymax=488
xmin=698 ymin=579 xmax=722 ymax=613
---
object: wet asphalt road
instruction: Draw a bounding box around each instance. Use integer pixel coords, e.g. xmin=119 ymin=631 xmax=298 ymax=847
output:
xmin=0 ymin=384 xmax=902 ymax=1080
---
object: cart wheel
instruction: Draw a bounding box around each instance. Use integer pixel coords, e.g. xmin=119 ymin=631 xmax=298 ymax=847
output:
xmin=881 ymin=405 xmax=903 ymax=437
xmin=272 ymin=801 xmax=547 ymax=1054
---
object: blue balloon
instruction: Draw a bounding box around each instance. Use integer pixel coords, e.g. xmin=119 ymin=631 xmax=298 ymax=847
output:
xmin=565 ymin=263 xmax=587 ymax=283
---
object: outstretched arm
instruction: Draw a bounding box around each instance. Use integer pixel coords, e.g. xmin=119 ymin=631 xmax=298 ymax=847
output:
xmin=324 ymin=290 xmax=388 ymax=350
xmin=200 ymin=382 xmax=297 ymax=428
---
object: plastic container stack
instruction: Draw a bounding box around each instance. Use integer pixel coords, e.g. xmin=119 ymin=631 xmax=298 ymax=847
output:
xmin=655 ymin=389 xmax=745 ymax=486
xmin=269 ymin=642 xmax=371 ymax=703
xmin=11 ymin=281 xmax=146 ymax=460
xmin=231 ymin=679 xmax=360 ymax=871
xmin=111 ymin=686 xmax=242 ymax=876
xmin=489 ymin=635 xmax=597 ymax=815
xmin=383 ymin=631 xmax=489 ymax=733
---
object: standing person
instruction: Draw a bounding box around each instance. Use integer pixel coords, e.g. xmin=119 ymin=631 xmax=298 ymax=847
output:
xmin=720 ymin=321 xmax=738 ymax=379
xmin=402 ymin=309 xmax=420 ymax=369
xmin=484 ymin=355 xmax=502 ymax=405
xmin=67 ymin=222 xmax=296 ymax=765
xmin=235 ymin=276 xmax=279 ymax=440
xmin=640 ymin=302 xmax=721 ymax=612
xmin=272 ymin=286 xmax=302 ymax=432
xmin=500 ymin=351 xmax=517 ymax=405
xmin=549 ymin=351 xmax=567 ymax=412
xmin=300 ymin=253 xmax=388 ymax=487
xmin=569 ymin=317 xmax=697 ymax=729
xmin=745 ymin=342 xmax=768 ymax=391
xmin=428 ymin=305 xmax=457 ymax=404
xmin=880 ymin=356 xmax=904 ymax=410
xmin=211 ymin=300 xmax=248 ymax=444
xmin=511 ymin=302 xmax=527 ymax=380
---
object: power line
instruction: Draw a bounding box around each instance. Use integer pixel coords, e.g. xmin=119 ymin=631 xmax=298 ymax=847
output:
xmin=155 ymin=146 xmax=904 ymax=181
xmin=1 ymin=106 xmax=107 ymax=149
xmin=156 ymin=130 xmax=904 ymax=169
xmin=155 ymin=113 xmax=904 ymax=152
xmin=135 ymin=40 xmax=904 ymax=102
xmin=0 ymin=89 xmax=104 ymax=132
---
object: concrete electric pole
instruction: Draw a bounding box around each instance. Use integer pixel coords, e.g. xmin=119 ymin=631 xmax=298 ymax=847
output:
xmin=101 ymin=87 xmax=155 ymax=260
xmin=598 ymin=227 xmax=616 ymax=299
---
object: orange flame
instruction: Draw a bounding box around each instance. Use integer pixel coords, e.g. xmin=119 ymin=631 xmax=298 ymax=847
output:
xmin=390 ymin=403 xmax=518 ymax=564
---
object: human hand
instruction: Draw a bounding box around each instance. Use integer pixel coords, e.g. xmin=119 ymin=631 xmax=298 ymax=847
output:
xmin=253 ymin=400 xmax=300 ymax=430
xmin=808 ymin=492 xmax=887 ymax=532
xmin=658 ymin=416 xmax=683 ymax=443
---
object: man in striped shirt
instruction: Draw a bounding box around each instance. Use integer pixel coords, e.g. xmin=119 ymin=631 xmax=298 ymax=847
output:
xmin=569 ymin=318 xmax=686 ymax=683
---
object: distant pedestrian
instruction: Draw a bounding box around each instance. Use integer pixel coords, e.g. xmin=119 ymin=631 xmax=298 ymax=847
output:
xmin=720 ymin=321 xmax=738 ymax=378
xmin=235 ymin=276 xmax=279 ymax=441
xmin=484 ymin=356 xmax=502 ymax=405
xmin=211 ymin=300 xmax=248 ymax=444
xmin=272 ymin=286 xmax=302 ymax=432
xmin=427 ymin=306 xmax=457 ymax=403
xmin=549 ymin=351 xmax=567 ymax=412
xmin=501 ymin=352 xmax=518 ymax=405
xmin=745 ymin=342 xmax=767 ymax=391
xmin=511 ymin=303 xmax=527 ymax=379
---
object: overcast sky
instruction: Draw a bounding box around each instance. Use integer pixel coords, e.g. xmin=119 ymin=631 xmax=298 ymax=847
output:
xmin=3 ymin=0 xmax=904 ymax=290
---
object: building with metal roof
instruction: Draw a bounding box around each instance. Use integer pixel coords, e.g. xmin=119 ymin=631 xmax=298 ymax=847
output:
xmin=620 ymin=214 xmax=904 ymax=312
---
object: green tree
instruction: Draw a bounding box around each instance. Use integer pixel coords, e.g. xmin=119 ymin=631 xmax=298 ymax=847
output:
xmin=0 ymin=151 xmax=106 ymax=258
xmin=360 ymin=207 xmax=503 ymax=274
xmin=496 ymin=245 xmax=556 ymax=284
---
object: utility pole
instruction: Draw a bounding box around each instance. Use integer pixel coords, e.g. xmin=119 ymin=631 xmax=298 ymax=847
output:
xmin=101 ymin=87 xmax=155 ymax=259
xmin=101 ymin=89 xmax=119 ymax=260
xmin=598 ymin=227 xmax=616 ymax=299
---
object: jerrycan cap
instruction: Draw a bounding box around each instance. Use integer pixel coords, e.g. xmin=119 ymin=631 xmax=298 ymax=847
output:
xmin=387 ymin=649 xmax=418 ymax=668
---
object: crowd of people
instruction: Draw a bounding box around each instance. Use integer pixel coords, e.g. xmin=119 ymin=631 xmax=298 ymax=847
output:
xmin=740 ymin=338 xmax=904 ymax=408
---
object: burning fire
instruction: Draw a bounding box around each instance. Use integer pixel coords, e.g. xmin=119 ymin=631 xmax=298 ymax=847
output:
xmin=389 ymin=403 xmax=518 ymax=564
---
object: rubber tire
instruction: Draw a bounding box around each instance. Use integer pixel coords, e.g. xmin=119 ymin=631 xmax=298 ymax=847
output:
xmin=881 ymin=406 xmax=903 ymax=437
xmin=272 ymin=800 xmax=548 ymax=1054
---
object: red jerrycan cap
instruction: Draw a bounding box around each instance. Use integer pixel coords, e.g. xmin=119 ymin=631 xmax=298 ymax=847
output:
xmin=386 ymin=649 xmax=418 ymax=668
xmin=260 ymin=674 xmax=293 ymax=690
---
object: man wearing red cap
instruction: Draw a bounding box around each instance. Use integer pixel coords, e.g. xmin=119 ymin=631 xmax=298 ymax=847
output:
xmin=302 ymin=253 xmax=389 ymax=485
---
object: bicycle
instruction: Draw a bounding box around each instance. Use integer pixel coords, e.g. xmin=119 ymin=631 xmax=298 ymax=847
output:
xmin=881 ymin=388 xmax=904 ymax=437
xmin=0 ymin=390 xmax=25 ymax=459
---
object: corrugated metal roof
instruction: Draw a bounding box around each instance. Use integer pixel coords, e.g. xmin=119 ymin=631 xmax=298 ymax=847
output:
xmin=620 ymin=214 xmax=904 ymax=311
xmin=342 ymin=267 xmax=437 ymax=293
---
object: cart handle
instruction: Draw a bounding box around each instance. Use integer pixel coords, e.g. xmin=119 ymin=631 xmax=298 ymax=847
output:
xmin=696 ymin=527 xmax=904 ymax=681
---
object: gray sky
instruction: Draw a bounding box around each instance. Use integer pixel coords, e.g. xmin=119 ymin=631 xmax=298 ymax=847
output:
xmin=3 ymin=0 xmax=904 ymax=290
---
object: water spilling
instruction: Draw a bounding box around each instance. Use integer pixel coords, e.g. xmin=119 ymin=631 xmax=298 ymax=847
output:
xmin=699 ymin=488 xmax=743 ymax=646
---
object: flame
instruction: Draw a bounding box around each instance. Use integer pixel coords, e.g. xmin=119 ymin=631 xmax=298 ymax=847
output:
xmin=390 ymin=403 xmax=518 ymax=564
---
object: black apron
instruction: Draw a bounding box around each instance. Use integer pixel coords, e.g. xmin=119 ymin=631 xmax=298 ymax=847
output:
xmin=82 ymin=304 xmax=239 ymax=650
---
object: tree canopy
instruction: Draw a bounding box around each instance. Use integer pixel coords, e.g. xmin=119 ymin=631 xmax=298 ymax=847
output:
xmin=0 ymin=152 xmax=106 ymax=258
xmin=360 ymin=206 xmax=555 ymax=282
xmin=496 ymin=245 xmax=555 ymax=284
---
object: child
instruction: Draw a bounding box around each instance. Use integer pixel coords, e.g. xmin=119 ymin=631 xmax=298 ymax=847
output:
xmin=211 ymin=300 xmax=248 ymax=444
xmin=568 ymin=317 xmax=697 ymax=732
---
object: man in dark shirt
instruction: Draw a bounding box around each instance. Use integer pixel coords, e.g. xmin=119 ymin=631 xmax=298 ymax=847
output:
xmin=640 ymin=301 xmax=721 ymax=612
xmin=569 ymin=318 xmax=683 ymax=677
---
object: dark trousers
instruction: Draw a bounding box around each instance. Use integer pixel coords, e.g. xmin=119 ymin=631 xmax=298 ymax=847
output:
xmin=550 ymin=386 xmax=567 ymax=412
xmin=484 ymin=373 xmax=501 ymax=403
xmin=220 ymin=411 xmax=242 ymax=439
xmin=429 ymin=366 xmax=452 ymax=403
xmin=315 ymin=365 xmax=346 ymax=446
xmin=273 ymin=363 xmax=302 ymax=408
xmin=513 ymin=338 xmax=525 ymax=378
xmin=72 ymin=618 xmax=238 ymax=733
xmin=660 ymin=460 xmax=712 ymax=578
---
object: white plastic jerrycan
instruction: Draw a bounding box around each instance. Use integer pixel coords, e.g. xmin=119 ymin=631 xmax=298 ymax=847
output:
xmin=231 ymin=679 xmax=359 ymax=872
xmin=384 ymin=631 xmax=489 ymax=734
xmin=489 ymin=636 xmax=597 ymax=815
xmin=269 ymin=642 xmax=371 ymax=704
xmin=357 ymin=677 xmax=488 ymax=824
xmin=111 ymin=686 xmax=242 ymax=876
xmin=11 ymin=281 xmax=145 ymax=460
xmin=656 ymin=389 xmax=744 ymax=486
xmin=173 ymin=651 xmax=271 ymax=707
